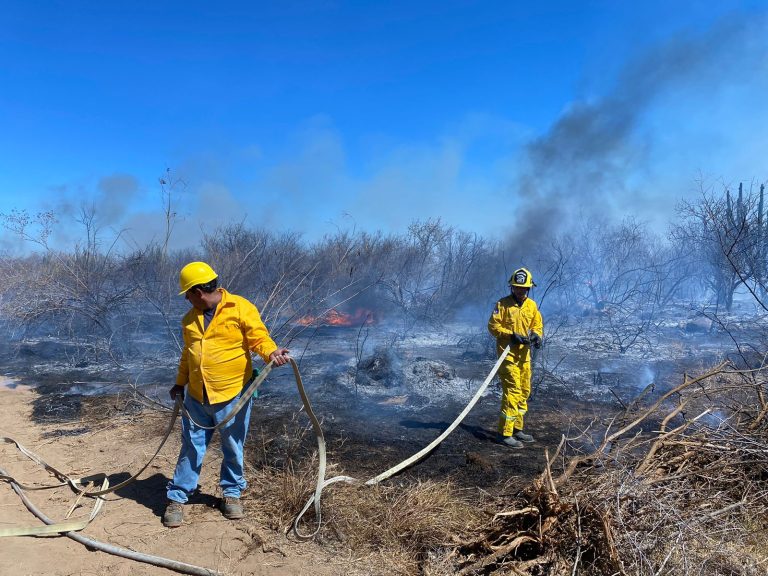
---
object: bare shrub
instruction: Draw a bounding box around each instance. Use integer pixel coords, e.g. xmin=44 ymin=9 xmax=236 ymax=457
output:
xmin=445 ymin=362 xmax=768 ymax=575
xmin=0 ymin=207 xmax=143 ymax=364
xmin=564 ymin=217 xmax=675 ymax=353
xmin=377 ymin=218 xmax=496 ymax=335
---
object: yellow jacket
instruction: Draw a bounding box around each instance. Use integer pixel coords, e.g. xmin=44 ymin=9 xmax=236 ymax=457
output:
xmin=176 ymin=289 xmax=278 ymax=404
xmin=488 ymin=295 xmax=543 ymax=360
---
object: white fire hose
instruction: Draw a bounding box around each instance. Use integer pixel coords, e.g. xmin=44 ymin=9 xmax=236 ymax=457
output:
xmin=0 ymin=345 xmax=510 ymax=569
xmin=290 ymin=345 xmax=510 ymax=539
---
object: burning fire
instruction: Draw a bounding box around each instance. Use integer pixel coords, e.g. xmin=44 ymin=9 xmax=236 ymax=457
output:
xmin=296 ymin=308 xmax=375 ymax=327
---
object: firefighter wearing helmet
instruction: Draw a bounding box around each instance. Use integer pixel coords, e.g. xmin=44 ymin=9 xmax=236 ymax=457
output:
xmin=163 ymin=261 xmax=291 ymax=527
xmin=487 ymin=267 xmax=544 ymax=448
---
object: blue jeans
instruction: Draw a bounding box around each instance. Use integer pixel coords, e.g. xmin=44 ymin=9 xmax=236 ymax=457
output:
xmin=166 ymin=390 xmax=253 ymax=503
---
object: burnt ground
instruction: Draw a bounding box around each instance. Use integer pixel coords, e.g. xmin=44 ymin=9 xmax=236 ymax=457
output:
xmin=244 ymin=317 xmax=748 ymax=496
xmin=250 ymin=362 xmax=594 ymax=495
xmin=0 ymin=314 xmax=753 ymax=501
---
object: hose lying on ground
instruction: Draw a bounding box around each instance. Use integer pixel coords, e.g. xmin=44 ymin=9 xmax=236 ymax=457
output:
xmin=0 ymin=363 xmax=274 ymax=502
xmin=1 ymin=345 xmax=510 ymax=564
xmin=0 ymin=465 xmax=220 ymax=576
xmin=0 ymin=367 xmax=276 ymax=572
xmin=289 ymin=345 xmax=511 ymax=539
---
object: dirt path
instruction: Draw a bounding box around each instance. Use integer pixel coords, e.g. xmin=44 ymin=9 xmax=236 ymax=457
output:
xmin=0 ymin=384 xmax=356 ymax=576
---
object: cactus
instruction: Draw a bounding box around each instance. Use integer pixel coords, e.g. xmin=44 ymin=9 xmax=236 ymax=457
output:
xmin=760 ymin=184 xmax=767 ymax=295
xmin=726 ymin=187 xmax=734 ymax=230
xmin=738 ymin=182 xmax=745 ymax=223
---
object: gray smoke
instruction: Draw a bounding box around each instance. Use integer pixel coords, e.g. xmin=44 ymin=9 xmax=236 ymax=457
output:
xmin=95 ymin=174 xmax=140 ymax=224
xmin=508 ymin=11 xmax=768 ymax=251
xmin=41 ymin=174 xmax=141 ymax=249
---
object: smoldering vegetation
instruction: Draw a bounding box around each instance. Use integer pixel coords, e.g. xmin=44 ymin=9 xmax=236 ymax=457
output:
xmin=440 ymin=363 xmax=768 ymax=575
xmin=1 ymin=179 xmax=768 ymax=574
xmin=3 ymin=180 xmax=768 ymax=372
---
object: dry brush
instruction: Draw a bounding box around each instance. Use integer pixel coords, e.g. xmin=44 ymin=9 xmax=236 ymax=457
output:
xmin=443 ymin=361 xmax=768 ymax=575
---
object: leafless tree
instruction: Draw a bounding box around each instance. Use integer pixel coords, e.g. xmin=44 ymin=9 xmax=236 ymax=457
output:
xmin=674 ymin=180 xmax=768 ymax=312
xmin=375 ymin=218 xmax=495 ymax=335
xmin=0 ymin=206 xmax=140 ymax=364
xmin=560 ymin=217 xmax=676 ymax=352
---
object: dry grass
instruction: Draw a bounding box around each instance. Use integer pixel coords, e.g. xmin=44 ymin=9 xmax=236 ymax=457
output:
xmin=243 ymin=413 xmax=485 ymax=574
xmin=323 ymin=479 xmax=483 ymax=574
xmin=245 ymin=413 xmax=321 ymax=530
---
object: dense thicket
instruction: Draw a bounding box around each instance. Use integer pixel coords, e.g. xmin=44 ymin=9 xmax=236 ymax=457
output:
xmin=0 ymin=180 xmax=766 ymax=364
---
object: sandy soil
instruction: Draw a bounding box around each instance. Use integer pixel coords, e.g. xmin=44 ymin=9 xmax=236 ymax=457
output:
xmin=0 ymin=384 xmax=358 ymax=576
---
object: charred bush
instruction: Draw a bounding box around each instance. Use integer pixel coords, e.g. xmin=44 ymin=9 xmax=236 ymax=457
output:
xmin=355 ymin=346 xmax=401 ymax=388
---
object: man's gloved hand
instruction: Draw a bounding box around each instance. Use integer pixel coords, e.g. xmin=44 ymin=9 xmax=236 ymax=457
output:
xmin=529 ymin=332 xmax=542 ymax=349
xmin=169 ymin=385 xmax=185 ymax=401
xmin=510 ymin=332 xmax=530 ymax=346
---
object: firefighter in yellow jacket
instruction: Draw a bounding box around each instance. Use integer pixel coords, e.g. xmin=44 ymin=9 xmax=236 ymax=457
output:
xmin=488 ymin=268 xmax=543 ymax=448
xmin=163 ymin=262 xmax=290 ymax=527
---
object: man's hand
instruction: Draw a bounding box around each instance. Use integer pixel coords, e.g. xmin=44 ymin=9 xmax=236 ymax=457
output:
xmin=270 ymin=347 xmax=291 ymax=367
xmin=169 ymin=385 xmax=185 ymax=400
xmin=510 ymin=333 xmax=530 ymax=346
xmin=529 ymin=332 xmax=542 ymax=349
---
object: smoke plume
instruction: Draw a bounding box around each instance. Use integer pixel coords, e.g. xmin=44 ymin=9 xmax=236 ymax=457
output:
xmin=508 ymin=11 xmax=768 ymax=253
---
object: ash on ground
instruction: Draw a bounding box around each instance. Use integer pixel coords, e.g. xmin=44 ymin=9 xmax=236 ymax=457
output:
xmin=330 ymin=342 xmax=496 ymax=409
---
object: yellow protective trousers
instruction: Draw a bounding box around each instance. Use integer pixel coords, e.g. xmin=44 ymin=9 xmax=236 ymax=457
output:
xmin=497 ymin=355 xmax=531 ymax=436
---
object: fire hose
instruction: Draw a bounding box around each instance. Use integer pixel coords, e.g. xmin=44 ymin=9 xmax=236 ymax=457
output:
xmin=290 ymin=345 xmax=510 ymax=539
xmin=0 ymin=365 xmax=275 ymax=531
xmin=0 ymin=367 xmax=276 ymax=576
xmin=0 ymin=345 xmax=510 ymax=568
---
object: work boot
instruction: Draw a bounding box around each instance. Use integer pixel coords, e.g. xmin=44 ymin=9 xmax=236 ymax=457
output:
xmin=514 ymin=430 xmax=535 ymax=443
xmin=162 ymin=501 xmax=184 ymax=528
xmin=221 ymin=497 xmax=244 ymax=520
xmin=497 ymin=434 xmax=524 ymax=449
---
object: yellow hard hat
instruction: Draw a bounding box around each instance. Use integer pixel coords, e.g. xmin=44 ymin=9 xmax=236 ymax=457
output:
xmin=508 ymin=267 xmax=536 ymax=288
xmin=178 ymin=261 xmax=218 ymax=295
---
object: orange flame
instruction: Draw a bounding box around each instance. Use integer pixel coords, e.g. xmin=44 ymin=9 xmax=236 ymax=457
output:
xmin=296 ymin=308 xmax=375 ymax=327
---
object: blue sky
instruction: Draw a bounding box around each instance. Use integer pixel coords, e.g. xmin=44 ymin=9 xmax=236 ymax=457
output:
xmin=1 ymin=1 xmax=767 ymax=251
